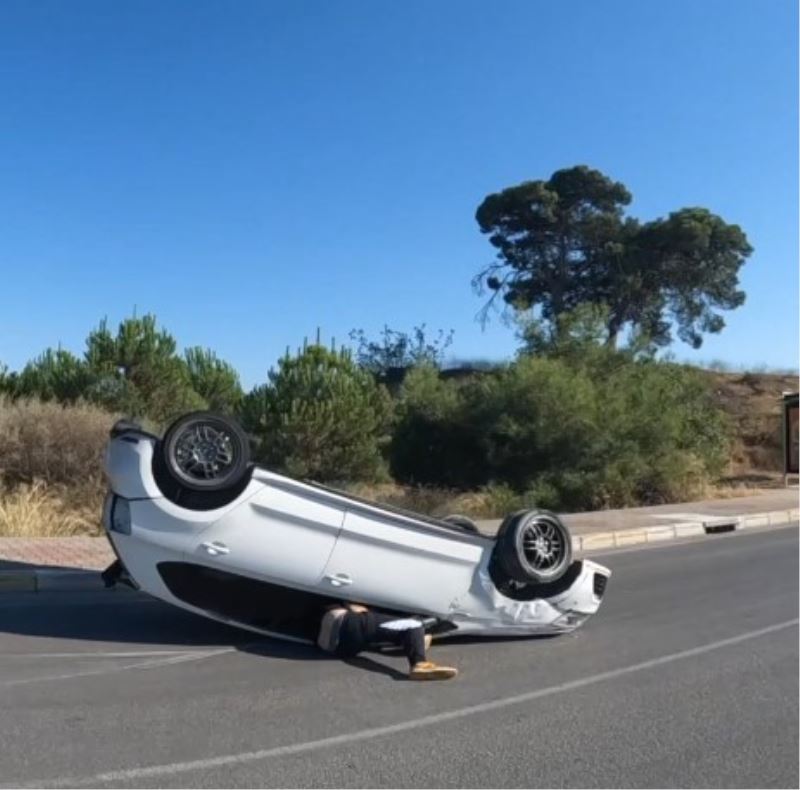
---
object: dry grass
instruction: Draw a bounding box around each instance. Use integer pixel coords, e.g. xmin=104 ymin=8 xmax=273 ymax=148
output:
xmin=345 ymin=481 xmax=463 ymax=517
xmin=346 ymin=476 xmax=789 ymax=520
xmin=344 ymin=481 xmax=505 ymax=518
xmin=0 ymin=396 xmax=115 ymax=488
xmin=0 ymin=482 xmax=103 ymax=537
xmin=0 ymin=398 xmax=110 ymax=537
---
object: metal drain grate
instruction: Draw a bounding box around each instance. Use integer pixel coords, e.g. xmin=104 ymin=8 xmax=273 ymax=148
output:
xmin=703 ymin=521 xmax=737 ymax=534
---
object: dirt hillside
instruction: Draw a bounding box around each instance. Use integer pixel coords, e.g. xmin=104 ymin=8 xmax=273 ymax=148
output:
xmin=703 ymin=370 xmax=798 ymax=485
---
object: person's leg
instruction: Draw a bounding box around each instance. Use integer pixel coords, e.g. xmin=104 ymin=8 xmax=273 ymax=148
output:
xmin=366 ymin=613 xmax=424 ymax=664
xmin=369 ymin=613 xmax=457 ymax=680
xmin=397 ymin=625 xmax=427 ymax=667
xmin=334 ymin=611 xmax=369 ymax=658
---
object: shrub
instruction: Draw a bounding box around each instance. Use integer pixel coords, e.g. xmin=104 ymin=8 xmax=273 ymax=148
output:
xmin=390 ymin=352 xmax=730 ymax=510
xmin=245 ymin=345 xmax=393 ymax=482
xmin=391 ymin=359 xmax=600 ymax=492
xmin=587 ymin=360 xmax=731 ymax=507
xmin=465 ymin=356 xmax=600 ymax=491
xmin=389 ymin=365 xmax=486 ymax=488
xmin=0 ymin=397 xmax=115 ymax=490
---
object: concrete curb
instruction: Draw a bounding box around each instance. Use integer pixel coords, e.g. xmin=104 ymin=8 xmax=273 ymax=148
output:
xmin=0 ymin=568 xmax=137 ymax=594
xmin=571 ymin=507 xmax=799 ymax=553
xmin=1 ymin=508 xmax=797 ymax=594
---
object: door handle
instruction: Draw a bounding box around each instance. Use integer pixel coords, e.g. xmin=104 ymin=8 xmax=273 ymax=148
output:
xmin=201 ymin=541 xmax=230 ymax=557
xmin=325 ymin=573 xmax=353 ymax=587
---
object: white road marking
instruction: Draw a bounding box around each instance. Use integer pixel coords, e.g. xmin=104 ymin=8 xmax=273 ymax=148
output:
xmin=131 ymin=649 xmax=235 ymax=670
xmin=0 ymin=648 xmax=234 ymax=687
xmin=15 ymin=618 xmax=798 ymax=789
xmin=0 ymin=650 xmax=209 ymax=659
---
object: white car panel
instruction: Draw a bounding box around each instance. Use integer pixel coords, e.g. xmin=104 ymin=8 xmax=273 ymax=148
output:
xmin=190 ymin=484 xmax=345 ymax=587
xmin=104 ymin=437 xmax=163 ymax=500
xmin=320 ymin=509 xmax=485 ymax=613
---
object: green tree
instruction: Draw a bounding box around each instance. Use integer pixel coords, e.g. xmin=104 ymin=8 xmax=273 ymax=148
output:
xmin=14 ymin=348 xmax=93 ymax=403
xmin=475 ymin=165 xmax=752 ymax=349
xmin=517 ymin=303 xmax=659 ymax=376
xmin=238 ymin=383 xmax=270 ymax=435
xmin=184 ymin=347 xmax=243 ymax=414
xmin=249 ymin=344 xmax=393 ymax=482
xmin=0 ymin=362 xmax=17 ymax=395
xmin=84 ymin=315 xmax=204 ymax=423
xmin=348 ymin=325 xmax=454 ymax=376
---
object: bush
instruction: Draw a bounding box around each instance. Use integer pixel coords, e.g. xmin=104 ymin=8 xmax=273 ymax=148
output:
xmin=244 ymin=345 xmax=393 ymax=483
xmin=0 ymin=397 xmax=115 ymax=490
xmin=390 ymin=365 xmax=487 ymax=488
xmin=466 ymin=356 xmax=600 ymax=491
xmin=391 ymin=359 xmax=600 ymax=493
xmin=390 ymin=352 xmax=730 ymax=510
xmin=587 ymin=360 xmax=730 ymax=507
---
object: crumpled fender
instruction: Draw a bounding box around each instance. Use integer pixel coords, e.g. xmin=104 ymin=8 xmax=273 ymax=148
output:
xmin=474 ymin=568 xmax=564 ymax=626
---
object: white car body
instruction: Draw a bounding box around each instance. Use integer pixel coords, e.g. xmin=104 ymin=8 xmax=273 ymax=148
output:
xmin=103 ymin=427 xmax=610 ymax=643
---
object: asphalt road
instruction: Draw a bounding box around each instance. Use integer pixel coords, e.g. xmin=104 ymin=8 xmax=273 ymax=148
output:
xmin=0 ymin=525 xmax=797 ymax=789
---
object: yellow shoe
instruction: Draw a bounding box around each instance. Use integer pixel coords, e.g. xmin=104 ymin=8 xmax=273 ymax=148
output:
xmin=409 ymin=661 xmax=458 ymax=681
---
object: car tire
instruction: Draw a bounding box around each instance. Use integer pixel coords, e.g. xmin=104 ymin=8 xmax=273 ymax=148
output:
xmin=442 ymin=514 xmax=480 ymax=533
xmin=495 ymin=509 xmax=572 ymax=584
xmin=161 ymin=412 xmax=251 ymax=493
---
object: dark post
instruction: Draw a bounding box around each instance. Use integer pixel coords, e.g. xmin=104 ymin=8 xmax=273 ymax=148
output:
xmin=782 ymin=392 xmax=799 ymax=484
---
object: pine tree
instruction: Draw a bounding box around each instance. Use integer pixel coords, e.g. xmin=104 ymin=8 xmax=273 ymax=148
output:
xmin=246 ymin=343 xmax=393 ymax=482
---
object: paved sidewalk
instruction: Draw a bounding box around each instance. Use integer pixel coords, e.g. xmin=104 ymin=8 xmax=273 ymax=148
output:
xmin=0 ymin=536 xmax=114 ymax=571
xmin=477 ymin=488 xmax=800 ymax=534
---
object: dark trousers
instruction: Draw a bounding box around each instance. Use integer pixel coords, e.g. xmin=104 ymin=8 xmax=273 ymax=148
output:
xmin=335 ymin=611 xmax=427 ymax=667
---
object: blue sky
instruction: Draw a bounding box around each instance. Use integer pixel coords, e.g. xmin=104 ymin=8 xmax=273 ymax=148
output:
xmin=1 ymin=0 xmax=797 ymax=388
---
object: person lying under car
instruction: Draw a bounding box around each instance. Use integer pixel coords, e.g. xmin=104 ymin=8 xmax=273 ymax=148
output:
xmin=316 ymin=602 xmax=458 ymax=680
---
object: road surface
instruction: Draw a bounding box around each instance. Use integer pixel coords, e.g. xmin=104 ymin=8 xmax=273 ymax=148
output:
xmin=0 ymin=525 xmax=796 ymax=788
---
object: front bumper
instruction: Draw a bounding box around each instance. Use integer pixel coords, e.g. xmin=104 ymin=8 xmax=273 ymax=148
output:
xmin=451 ymin=558 xmax=611 ymax=637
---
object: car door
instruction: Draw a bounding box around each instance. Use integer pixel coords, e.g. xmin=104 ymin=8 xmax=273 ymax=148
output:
xmin=320 ymin=507 xmax=485 ymax=615
xmin=188 ymin=479 xmax=345 ymax=589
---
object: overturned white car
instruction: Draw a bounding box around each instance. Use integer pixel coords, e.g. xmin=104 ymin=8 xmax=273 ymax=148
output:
xmin=102 ymin=412 xmax=610 ymax=642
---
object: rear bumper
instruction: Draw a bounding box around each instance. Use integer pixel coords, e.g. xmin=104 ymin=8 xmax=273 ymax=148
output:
xmin=102 ymin=492 xmax=188 ymax=603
